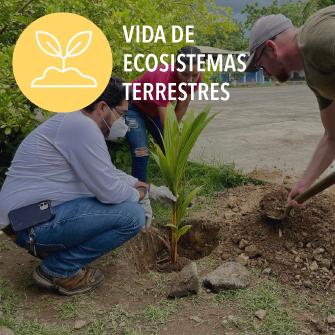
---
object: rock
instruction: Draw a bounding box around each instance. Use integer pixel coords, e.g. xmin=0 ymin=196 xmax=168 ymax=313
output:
xmin=244 ymin=244 xmax=261 ymax=258
xmin=319 ymin=258 xmax=331 ymax=269
xmin=239 ymin=239 xmax=249 ymax=249
xmin=303 ymin=280 xmax=313 ymax=288
xmin=295 ymin=256 xmax=302 ymax=263
xmin=189 ymin=316 xmax=203 ymax=323
xmin=0 ymin=327 xmax=15 ymax=335
xmin=310 ymin=261 xmax=319 ymax=272
xmin=203 ymin=261 xmax=250 ymax=292
xmin=313 ymin=247 xmax=325 ymax=255
xmin=327 ymin=315 xmax=335 ymax=325
xmin=231 ymin=235 xmax=240 ymax=244
xmin=262 ymin=268 xmax=272 ymax=275
xmin=306 ymin=242 xmax=312 ymax=248
xmin=74 ymin=320 xmax=87 ymax=330
xmin=255 ymin=309 xmax=267 ymax=320
xmin=235 ymin=253 xmax=249 ymax=266
xmin=168 ymin=262 xmax=199 ymax=298
xmin=309 ymin=318 xmax=326 ymax=334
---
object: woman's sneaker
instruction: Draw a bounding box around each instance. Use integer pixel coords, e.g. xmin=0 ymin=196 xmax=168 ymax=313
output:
xmin=32 ymin=266 xmax=105 ymax=296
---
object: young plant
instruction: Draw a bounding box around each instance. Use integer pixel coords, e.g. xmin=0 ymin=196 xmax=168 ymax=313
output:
xmin=152 ymin=104 xmax=216 ymax=263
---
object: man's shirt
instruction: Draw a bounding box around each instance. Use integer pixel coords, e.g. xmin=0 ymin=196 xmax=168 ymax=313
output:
xmin=298 ymin=5 xmax=335 ymax=110
xmin=0 ymin=111 xmax=139 ymax=229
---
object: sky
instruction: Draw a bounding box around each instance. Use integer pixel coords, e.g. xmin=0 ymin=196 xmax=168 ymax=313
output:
xmin=217 ymin=0 xmax=302 ymax=22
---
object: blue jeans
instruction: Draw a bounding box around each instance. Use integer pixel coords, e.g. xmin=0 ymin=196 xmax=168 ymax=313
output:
xmin=15 ymin=197 xmax=145 ymax=278
xmin=126 ymin=103 xmax=164 ymax=182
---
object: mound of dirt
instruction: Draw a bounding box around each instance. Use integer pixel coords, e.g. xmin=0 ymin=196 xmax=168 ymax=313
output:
xmin=121 ymin=182 xmax=334 ymax=290
xmin=259 ymin=187 xmax=288 ymax=218
xmin=207 ymin=184 xmax=335 ymax=290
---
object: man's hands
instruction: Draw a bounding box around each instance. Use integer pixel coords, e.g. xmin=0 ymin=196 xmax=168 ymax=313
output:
xmin=139 ymin=194 xmax=152 ymax=229
xmin=135 ymin=183 xmax=175 ymax=230
xmin=149 ymin=184 xmax=177 ymax=204
xmin=287 ymin=181 xmax=310 ymax=208
xmin=135 ymin=181 xmax=176 ymax=204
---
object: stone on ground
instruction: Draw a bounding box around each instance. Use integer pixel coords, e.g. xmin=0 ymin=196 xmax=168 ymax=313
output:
xmin=255 ymin=309 xmax=267 ymax=320
xmin=168 ymin=262 xmax=200 ymax=298
xmin=202 ymin=261 xmax=250 ymax=292
xmin=74 ymin=319 xmax=88 ymax=330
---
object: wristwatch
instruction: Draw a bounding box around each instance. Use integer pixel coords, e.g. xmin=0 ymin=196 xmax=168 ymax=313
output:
xmin=137 ymin=185 xmax=148 ymax=197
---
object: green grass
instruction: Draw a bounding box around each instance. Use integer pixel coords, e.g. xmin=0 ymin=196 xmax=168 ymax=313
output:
xmin=0 ymin=279 xmax=71 ymax=335
xmin=84 ymin=300 xmax=178 ymax=335
xmin=109 ymin=140 xmax=261 ymax=198
xmin=215 ymin=279 xmax=298 ymax=335
xmin=56 ymin=298 xmax=80 ymax=320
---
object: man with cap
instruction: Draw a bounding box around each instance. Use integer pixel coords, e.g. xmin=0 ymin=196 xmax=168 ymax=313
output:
xmin=245 ymin=6 xmax=335 ymax=207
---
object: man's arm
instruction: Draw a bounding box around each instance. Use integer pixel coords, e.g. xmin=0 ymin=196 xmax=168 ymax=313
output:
xmin=56 ymin=119 xmax=141 ymax=204
xmin=288 ymin=100 xmax=335 ymax=204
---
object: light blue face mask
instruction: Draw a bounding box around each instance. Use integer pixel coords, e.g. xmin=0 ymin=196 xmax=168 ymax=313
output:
xmin=103 ymin=106 xmax=128 ymax=140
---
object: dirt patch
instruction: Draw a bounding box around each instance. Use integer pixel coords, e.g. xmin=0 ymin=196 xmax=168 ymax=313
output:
xmin=200 ymin=184 xmax=335 ymax=290
xmin=259 ymin=186 xmax=288 ymax=218
xmin=179 ymin=220 xmax=220 ymax=260
xmin=123 ymin=221 xmax=220 ymax=273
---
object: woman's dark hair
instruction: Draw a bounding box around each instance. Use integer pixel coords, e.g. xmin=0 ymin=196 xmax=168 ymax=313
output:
xmin=177 ymin=45 xmax=202 ymax=66
xmin=83 ymin=75 xmax=130 ymax=112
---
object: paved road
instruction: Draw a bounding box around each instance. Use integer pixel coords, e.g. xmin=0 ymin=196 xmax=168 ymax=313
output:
xmin=190 ymin=84 xmax=334 ymax=179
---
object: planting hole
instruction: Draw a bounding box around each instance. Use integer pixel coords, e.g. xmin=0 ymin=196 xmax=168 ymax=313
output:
xmin=178 ymin=219 xmax=221 ymax=260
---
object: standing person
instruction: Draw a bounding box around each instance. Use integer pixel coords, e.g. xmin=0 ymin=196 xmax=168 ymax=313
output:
xmin=0 ymin=76 xmax=175 ymax=296
xmin=126 ymin=46 xmax=202 ymax=182
xmin=245 ymin=6 xmax=335 ymax=207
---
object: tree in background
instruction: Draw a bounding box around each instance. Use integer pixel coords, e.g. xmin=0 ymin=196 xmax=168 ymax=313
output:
xmin=0 ymin=0 xmax=242 ymax=183
xmin=243 ymin=0 xmax=306 ymax=29
xmin=243 ymin=0 xmax=335 ymax=30
xmin=302 ymin=0 xmax=335 ymax=20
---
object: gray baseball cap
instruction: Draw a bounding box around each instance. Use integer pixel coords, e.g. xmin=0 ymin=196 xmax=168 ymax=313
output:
xmin=245 ymin=14 xmax=293 ymax=72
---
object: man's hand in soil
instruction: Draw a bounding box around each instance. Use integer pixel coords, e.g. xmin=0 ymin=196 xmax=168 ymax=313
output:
xmin=149 ymin=184 xmax=177 ymax=204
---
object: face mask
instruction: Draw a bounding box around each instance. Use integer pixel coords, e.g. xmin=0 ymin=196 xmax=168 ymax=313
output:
xmin=103 ymin=108 xmax=128 ymax=140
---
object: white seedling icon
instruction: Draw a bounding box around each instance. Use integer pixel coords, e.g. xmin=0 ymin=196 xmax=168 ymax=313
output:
xmin=31 ymin=30 xmax=97 ymax=88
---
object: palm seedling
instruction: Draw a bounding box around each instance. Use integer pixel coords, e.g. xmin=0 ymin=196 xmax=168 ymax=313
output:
xmin=152 ymin=104 xmax=217 ymax=263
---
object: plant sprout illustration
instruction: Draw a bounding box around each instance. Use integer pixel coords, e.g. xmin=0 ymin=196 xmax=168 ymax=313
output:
xmin=31 ymin=31 xmax=97 ymax=88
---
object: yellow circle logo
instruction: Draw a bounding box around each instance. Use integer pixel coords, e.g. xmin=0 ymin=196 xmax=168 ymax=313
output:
xmin=12 ymin=13 xmax=113 ymax=113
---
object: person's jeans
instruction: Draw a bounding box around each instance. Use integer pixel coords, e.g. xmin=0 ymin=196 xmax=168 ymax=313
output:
xmin=15 ymin=197 xmax=145 ymax=278
xmin=125 ymin=103 xmax=164 ymax=182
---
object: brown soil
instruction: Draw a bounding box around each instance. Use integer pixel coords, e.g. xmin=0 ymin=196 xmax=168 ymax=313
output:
xmin=120 ymin=181 xmax=335 ymax=290
xmin=259 ymin=186 xmax=288 ymax=218
xmin=122 ymin=221 xmax=220 ymax=273
xmin=205 ymin=184 xmax=335 ymax=290
xmin=1 ymin=180 xmax=335 ymax=334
